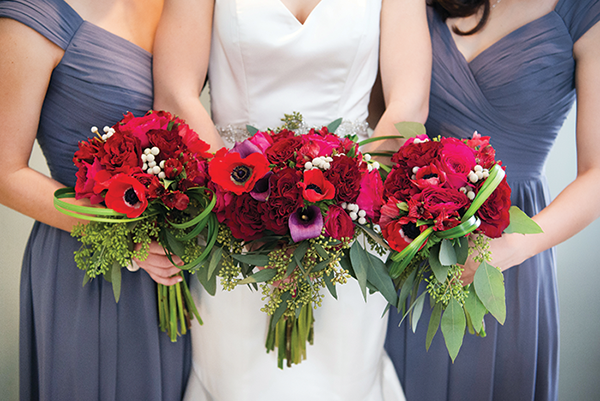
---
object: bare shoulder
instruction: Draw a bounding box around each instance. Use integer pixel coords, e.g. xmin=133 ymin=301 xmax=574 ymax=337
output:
xmin=0 ymin=17 xmax=63 ymax=69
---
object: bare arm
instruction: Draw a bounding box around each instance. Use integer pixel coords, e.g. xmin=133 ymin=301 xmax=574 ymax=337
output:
xmin=0 ymin=18 xmax=83 ymax=233
xmin=367 ymin=0 xmax=431 ymax=154
xmin=153 ymin=0 xmax=223 ymax=150
xmin=462 ymin=21 xmax=600 ymax=283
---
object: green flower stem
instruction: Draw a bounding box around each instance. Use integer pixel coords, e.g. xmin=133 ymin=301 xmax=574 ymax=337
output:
xmin=176 ymin=280 xmax=186 ymax=336
xmin=390 ymin=226 xmax=434 ymax=278
xmin=357 ymin=135 xmax=405 ymax=147
xmin=169 ymin=284 xmax=177 ymax=342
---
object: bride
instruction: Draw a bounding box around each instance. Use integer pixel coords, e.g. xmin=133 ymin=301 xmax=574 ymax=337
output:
xmin=152 ymin=0 xmax=430 ymax=399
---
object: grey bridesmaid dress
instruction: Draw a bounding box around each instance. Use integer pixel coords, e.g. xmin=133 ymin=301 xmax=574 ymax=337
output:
xmin=385 ymin=1 xmax=600 ymax=400
xmin=0 ymin=0 xmax=191 ymax=399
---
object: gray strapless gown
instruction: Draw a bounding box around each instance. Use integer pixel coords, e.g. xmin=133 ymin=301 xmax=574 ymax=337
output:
xmin=0 ymin=1 xmax=191 ymax=399
xmin=385 ymin=1 xmax=600 ymax=400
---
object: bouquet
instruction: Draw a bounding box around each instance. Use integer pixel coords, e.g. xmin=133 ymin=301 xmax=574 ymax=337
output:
xmin=54 ymin=110 xmax=218 ymax=341
xmin=379 ymin=124 xmax=542 ymax=361
xmin=204 ymin=114 xmax=398 ymax=368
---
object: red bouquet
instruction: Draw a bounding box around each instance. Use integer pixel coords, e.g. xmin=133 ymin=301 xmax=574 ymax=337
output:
xmin=380 ymin=126 xmax=541 ymax=361
xmin=204 ymin=114 xmax=397 ymax=368
xmin=54 ymin=110 xmax=218 ymax=341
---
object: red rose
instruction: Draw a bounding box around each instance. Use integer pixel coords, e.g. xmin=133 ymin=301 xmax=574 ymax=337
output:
xmin=265 ymin=136 xmax=303 ymax=167
xmin=224 ymin=193 xmax=266 ymax=241
xmin=437 ymin=137 xmax=476 ymax=189
xmin=100 ymin=130 xmax=142 ymax=174
xmin=416 ymin=186 xmax=470 ymax=231
xmin=324 ymin=205 xmax=354 ymax=240
xmin=324 ymin=155 xmax=362 ymax=203
xmin=74 ymin=159 xmax=106 ymax=204
xmin=476 ymin=176 xmax=512 ymax=238
xmin=260 ymin=168 xmax=303 ymax=235
xmin=117 ymin=111 xmax=170 ymax=149
xmin=297 ymin=169 xmax=335 ymax=202
xmin=104 ymin=174 xmax=148 ymax=218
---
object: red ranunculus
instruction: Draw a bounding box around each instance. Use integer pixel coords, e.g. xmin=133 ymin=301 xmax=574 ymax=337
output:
xmin=297 ymin=169 xmax=335 ymax=202
xmin=260 ymin=168 xmax=303 ymax=235
xmin=324 ymin=205 xmax=354 ymax=240
xmin=323 ymin=155 xmax=362 ymax=203
xmin=224 ymin=193 xmax=266 ymax=241
xmin=74 ymin=159 xmax=105 ymax=204
xmin=147 ymin=128 xmax=183 ymax=159
xmin=476 ymin=176 xmax=512 ymax=238
xmin=104 ymin=174 xmax=148 ymax=218
xmin=383 ymin=167 xmax=418 ymax=202
xmin=417 ymin=186 xmax=470 ymax=231
xmin=209 ymin=149 xmax=270 ymax=195
xmin=391 ymin=135 xmax=442 ymax=167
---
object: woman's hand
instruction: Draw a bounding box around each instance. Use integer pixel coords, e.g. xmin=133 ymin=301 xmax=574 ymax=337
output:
xmin=459 ymin=233 xmax=534 ymax=285
xmin=134 ymin=241 xmax=184 ymax=286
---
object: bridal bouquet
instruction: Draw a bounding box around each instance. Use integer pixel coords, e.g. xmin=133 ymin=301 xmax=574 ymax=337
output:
xmin=380 ymin=126 xmax=542 ymax=361
xmin=204 ymin=114 xmax=397 ymax=368
xmin=54 ymin=110 xmax=218 ymax=341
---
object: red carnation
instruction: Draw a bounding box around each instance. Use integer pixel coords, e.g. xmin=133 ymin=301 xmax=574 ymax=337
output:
xmin=265 ymin=136 xmax=303 ymax=167
xmin=260 ymin=168 xmax=303 ymax=235
xmin=100 ymin=130 xmax=142 ymax=174
xmin=224 ymin=193 xmax=266 ymax=241
xmin=323 ymin=155 xmax=362 ymax=203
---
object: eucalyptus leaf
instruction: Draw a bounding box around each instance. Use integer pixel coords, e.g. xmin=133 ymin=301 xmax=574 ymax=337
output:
xmin=82 ymin=273 xmax=90 ymax=287
xmin=365 ymin=253 xmax=398 ymax=306
xmin=246 ymin=124 xmax=259 ymax=135
xmin=463 ymin=285 xmax=487 ymax=334
xmin=411 ymin=292 xmax=426 ymax=333
xmin=207 ymin=246 xmax=223 ymax=279
xmin=429 ymin=243 xmax=450 ymax=284
xmin=237 ymin=268 xmax=277 ymax=285
xmin=314 ymin=243 xmax=330 ymax=260
xmin=454 ymin=236 xmax=470 ymax=265
xmin=270 ymin=292 xmax=292 ymax=330
xmin=504 ymin=206 xmax=543 ymax=234
xmin=398 ymin=268 xmax=418 ymax=311
xmin=441 ymin=298 xmax=466 ymax=362
xmin=473 ymin=261 xmax=506 ymax=324
xmin=111 ymin=260 xmax=122 ymax=303
xmin=394 ymin=121 xmax=426 ymax=138
xmin=196 ymin=260 xmax=217 ymax=296
xmin=327 ymin=118 xmax=343 ymax=133
xmin=439 ymin=239 xmax=458 ymax=266
xmin=324 ymin=269 xmax=338 ymax=299
xmin=349 ymin=242 xmax=369 ymax=300
xmin=426 ymin=302 xmax=443 ymax=350
xmin=232 ymin=253 xmax=270 ymax=266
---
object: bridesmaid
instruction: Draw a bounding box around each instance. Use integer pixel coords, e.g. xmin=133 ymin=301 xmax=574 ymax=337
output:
xmin=0 ymin=0 xmax=191 ymax=399
xmin=383 ymin=0 xmax=600 ymax=400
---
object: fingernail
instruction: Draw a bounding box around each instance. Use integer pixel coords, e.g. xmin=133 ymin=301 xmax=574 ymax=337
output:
xmin=177 ymin=276 xmax=183 ymax=283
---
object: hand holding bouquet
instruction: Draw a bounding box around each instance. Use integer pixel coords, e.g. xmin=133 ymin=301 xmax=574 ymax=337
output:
xmin=54 ymin=110 xmax=218 ymax=341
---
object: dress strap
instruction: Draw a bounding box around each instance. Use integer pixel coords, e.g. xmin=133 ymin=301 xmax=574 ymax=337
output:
xmin=555 ymin=0 xmax=600 ymax=43
xmin=0 ymin=0 xmax=83 ymax=50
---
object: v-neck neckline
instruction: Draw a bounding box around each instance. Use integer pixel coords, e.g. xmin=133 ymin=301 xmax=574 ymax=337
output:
xmin=276 ymin=0 xmax=324 ymax=26
xmin=442 ymin=2 xmax=562 ymax=66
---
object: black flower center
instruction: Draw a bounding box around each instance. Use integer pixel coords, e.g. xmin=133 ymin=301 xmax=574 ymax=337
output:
xmin=124 ymin=188 xmax=140 ymax=206
xmin=422 ymin=173 xmax=437 ymax=179
xmin=231 ymin=165 xmax=252 ymax=184
xmin=402 ymin=222 xmax=421 ymax=240
xmin=306 ymin=183 xmax=323 ymax=194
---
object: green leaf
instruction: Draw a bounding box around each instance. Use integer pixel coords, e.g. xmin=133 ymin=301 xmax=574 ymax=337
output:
xmin=473 ymin=261 xmax=506 ymax=324
xmin=394 ymin=121 xmax=426 ymax=138
xmin=246 ymin=124 xmax=259 ymax=135
xmin=207 ymin=246 xmax=223 ymax=279
xmin=349 ymin=242 xmax=369 ymax=300
xmin=111 ymin=260 xmax=122 ymax=303
xmin=454 ymin=236 xmax=469 ymax=265
xmin=327 ymin=118 xmax=343 ymax=133
xmin=314 ymin=243 xmax=330 ymax=260
xmin=398 ymin=268 xmax=418 ymax=311
xmin=463 ymin=285 xmax=487 ymax=334
xmin=165 ymin=230 xmax=186 ymax=258
xmin=324 ymin=269 xmax=338 ymax=299
xmin=232 ymin=253 xmax=270 ymax=266
xmin=411 ymin=292 xmax=426 ymax=333
xmin=504 ymin=206 xmax=544 ymax=234
xmin=426 ymin=302 xmax=443 ymax=350
xmin=439 ymin=239 xmax=457 ymax=266
xmin=196 ymin=262 xmax=217 ymax=296
xmin=82 ymin=273 xmax=91 ymax=287
xmin=236 ymin=268 xmax=277 ymax=285
xmin=428 ymin=243 xmax=450 ymax=284
xmin=441 ymin=298 xmax=466 ymax=362
xmin=270 ymin=292 xmax=292 ymax=330
xmin=365 ymin=253 xmax=398 ymax=306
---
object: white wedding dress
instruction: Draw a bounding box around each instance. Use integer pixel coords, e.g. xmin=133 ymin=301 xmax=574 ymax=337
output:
xmin=184 ymin=1 xmax=405 ymax=400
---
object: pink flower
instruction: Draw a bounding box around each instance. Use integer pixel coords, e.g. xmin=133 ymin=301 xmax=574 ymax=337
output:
xmin=324 ymin=205 xmax=354 ymax=240
xmin=356 ymin=169 xmax=384 ymax=220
